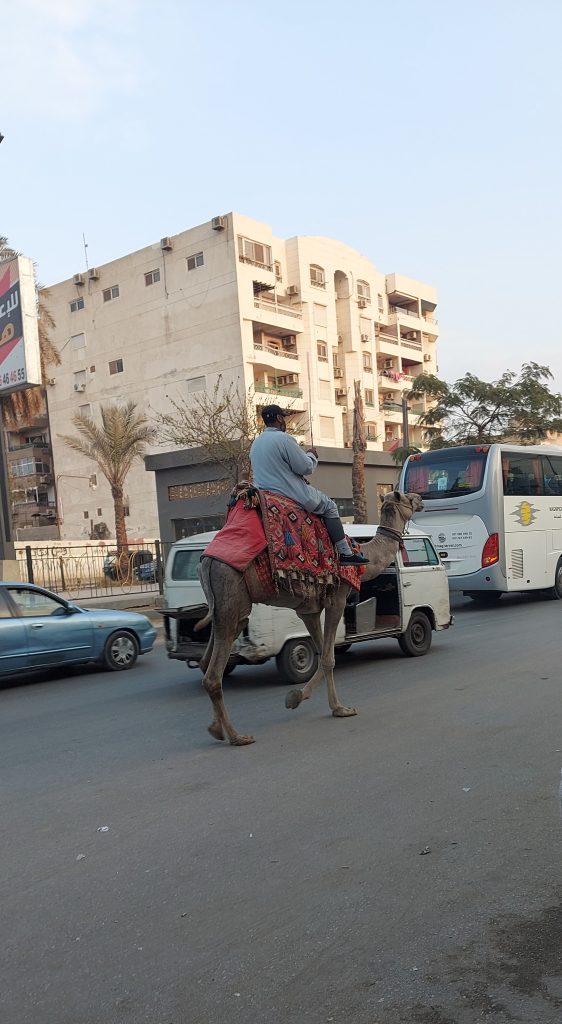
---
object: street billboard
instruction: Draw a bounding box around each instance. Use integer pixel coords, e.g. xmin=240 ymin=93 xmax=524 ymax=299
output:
xmin=0 ymin=255 xmax=41 ymax=396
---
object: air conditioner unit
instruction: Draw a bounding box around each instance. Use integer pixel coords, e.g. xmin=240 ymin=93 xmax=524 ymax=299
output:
xmin=424 ymin=353 xmax=432 ymax=362
xmin=336 ymin=388 xmax=347 ymax=398
xmin=284 ymin=373 xmax=298 ymax=384
xmin=339 ymin=406 xmax=348 ymax=414
xmin=286 ymin=285 xmax=299 ymax=296
xmin=358 ymin=299 xmax=368 ymax=308
xmin=333 ymin=367 xmax=343 ymax=378
xmin=361 ymin=333 xmax=370 ymax=343
xmin=88 ymin=268 xmax=99 ymax=280
xmin=47 ymin=377 xmax=56 ymax=386
xmin=73 ymin=273 xmax=85 ymax=286
xmin=74 ymin=383 xmax=86 ymax=392
xmin=384 ymin=359 xmax=393 ymax=368
xmin=161 ymin=237 xmax=173 ymax=251
xmin=212 ymin=216 xmax=225 ymax=231
xmin=282 ymin=336 xmax=296 ymax=348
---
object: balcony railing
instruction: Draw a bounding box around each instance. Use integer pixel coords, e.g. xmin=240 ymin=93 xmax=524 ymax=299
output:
xmin=253 ymin=342 xmax=299 ymax=361
xmin=254 ymin=298 xmax=302 ymax=319
xmin=423 ymin=315 xmax=438 ymax=325
xmin=240 ymin=255 xmax=273 ymax=272
xmin=255 ymin=383 xmax=303 ymax=398
xmin=376 ymin=331 xmax=399 ymax=344
xmin=389 ymin=305 xmax=420 ymax=319
xmin=8 ymin=440 xmax=49 ymax=452
xmin=401 ymin=339 xmax=422 ymax=351
xmin=382 ymin=402 xmax=403 ymax=412
xmin=310 ymin=279 xmax=326 ymax=289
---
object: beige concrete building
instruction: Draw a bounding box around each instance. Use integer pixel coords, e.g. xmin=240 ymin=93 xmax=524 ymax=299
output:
xmin=44 ymin=213 xmax=439 ymax=539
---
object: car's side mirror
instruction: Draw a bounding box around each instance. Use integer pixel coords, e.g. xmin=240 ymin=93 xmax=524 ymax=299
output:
xmin=65 ymin=603 xmax=81 ymax=614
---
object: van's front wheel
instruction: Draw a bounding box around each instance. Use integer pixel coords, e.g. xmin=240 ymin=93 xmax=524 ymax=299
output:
xmin=276 ymin=638 xmax=318 ymax=684
xmin=398 ymin=612 xmax=432 ymax=657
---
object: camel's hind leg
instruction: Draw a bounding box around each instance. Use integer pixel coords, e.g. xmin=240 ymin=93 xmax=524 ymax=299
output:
xmin=201 ymin=563 xmax=253 ymax=745
xmin=285 ymin=590 xmax=356 ymax=717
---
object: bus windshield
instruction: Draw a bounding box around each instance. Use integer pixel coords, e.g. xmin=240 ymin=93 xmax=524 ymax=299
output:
xmin=403 ymin=448 xmax=489 ymax=499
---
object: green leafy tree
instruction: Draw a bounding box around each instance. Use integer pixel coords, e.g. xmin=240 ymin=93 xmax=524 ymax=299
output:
xmin=410 ymin=362 xmax=562 ymax=448
xmin=60 ymin=403 xmax=156 ymax=552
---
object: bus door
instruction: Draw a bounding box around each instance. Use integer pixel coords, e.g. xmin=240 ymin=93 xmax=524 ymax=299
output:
xmin=502 ymin=451 xmax=548 ymax=590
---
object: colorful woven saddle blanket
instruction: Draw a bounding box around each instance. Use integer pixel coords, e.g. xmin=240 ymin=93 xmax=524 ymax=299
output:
xmin=202 ymin=487 xmax=363 ymax=595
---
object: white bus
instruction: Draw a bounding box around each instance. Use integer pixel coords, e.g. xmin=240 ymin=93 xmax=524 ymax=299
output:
xmin=399 ymin=443 xmax=562 ymax=603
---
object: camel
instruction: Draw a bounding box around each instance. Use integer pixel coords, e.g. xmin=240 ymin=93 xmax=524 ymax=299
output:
xmin=196 ymin=490 xmax=423 ymax=745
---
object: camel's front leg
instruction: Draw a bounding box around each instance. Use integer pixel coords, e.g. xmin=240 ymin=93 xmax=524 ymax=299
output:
xmin=285 ymin=611 xmax=324 ymax=710
xmin=322 ymin=601 xmax=357 ymax=717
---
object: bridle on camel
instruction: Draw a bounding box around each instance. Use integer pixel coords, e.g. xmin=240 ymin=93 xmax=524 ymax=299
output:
xmin=376 ymin=497 xmax=417 ymax=543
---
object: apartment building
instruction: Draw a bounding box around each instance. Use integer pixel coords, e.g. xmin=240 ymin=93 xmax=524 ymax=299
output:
xmin=4 ymin=396 xmax=58 ymax=540
xmin=44 ymin=213 xmax=439 ymax=539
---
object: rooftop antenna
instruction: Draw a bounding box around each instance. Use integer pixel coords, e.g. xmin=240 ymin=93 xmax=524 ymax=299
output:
xmin=82 ymin=232 xmax=89 ymax=272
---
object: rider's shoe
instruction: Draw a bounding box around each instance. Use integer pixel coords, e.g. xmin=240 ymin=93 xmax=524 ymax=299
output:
xmin=339 ymin=551 xmax=369 ymax=566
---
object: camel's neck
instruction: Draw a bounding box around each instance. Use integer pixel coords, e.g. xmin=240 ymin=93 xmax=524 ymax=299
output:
xmin=359 ymin=533 xmax=400 ymax=582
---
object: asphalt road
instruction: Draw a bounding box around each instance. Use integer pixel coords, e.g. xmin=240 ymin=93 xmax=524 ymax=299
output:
xmin=3 ymin=593 xmax=562 ymax=1024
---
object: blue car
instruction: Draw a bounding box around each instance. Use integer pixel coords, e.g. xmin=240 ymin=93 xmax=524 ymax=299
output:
xmin=0 ymin=582 xmax=157 ymax=678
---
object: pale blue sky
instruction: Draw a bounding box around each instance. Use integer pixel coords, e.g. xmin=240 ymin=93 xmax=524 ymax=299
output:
xmin=4 ymin=0 xmax=562 ymax=388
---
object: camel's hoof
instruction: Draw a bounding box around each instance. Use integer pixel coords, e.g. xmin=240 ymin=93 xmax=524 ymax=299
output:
xmin=208 ymin=722 xmax=226 ymax=741
xmin=285 ymin=688 xmax=303 ymax=710
xmin=332 ymin=706 xmax=357 ymax=718
xmin=230 ymin=734 xmax=255 ymax=746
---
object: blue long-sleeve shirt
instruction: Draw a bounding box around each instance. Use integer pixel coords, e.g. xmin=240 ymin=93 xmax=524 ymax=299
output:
xmin=250 ymin=428 xmax=319 ymax=509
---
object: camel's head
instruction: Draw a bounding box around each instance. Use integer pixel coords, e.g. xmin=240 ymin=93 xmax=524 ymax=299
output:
xmin=381 ymin=490 xmax=424 ymax=533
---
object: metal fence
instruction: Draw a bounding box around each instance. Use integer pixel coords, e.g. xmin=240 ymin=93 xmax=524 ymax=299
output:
xmin=19 ymin=541 xmax=167 ymax=600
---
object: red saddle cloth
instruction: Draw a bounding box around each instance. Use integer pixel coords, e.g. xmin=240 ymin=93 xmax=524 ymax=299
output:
xmin=203 ymin=489 xmax=363 ymax=594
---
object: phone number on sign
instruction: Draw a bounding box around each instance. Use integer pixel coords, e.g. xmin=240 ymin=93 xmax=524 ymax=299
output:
xmin=1 ymin=368 xmax=26 ymax=387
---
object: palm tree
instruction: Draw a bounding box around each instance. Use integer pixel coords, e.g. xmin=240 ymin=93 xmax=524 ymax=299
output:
xmin=60 ymin=403 xmax=157 ymax=552
xmin=0 ymin=236 xmax=60 ymax=426
xmin=352 ymin=379 xmax=368 ymax=523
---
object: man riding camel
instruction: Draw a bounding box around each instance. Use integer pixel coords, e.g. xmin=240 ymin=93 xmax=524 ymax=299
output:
xmin=250 ymin=404 xmax=369 ymax=566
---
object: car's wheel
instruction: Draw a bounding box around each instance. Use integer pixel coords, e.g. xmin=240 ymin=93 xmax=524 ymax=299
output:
xmin=398 ymin=611 xmax=432 ymax=657
xmin=103 ymin=630 xmax=139 ymax=671
xmin=466 ymin=591 xmax=503 ymax=605
xmin=545 ymin=558 xmax=562 ymax=601
xmin=276 ymin=638 xmax=318 ymax=684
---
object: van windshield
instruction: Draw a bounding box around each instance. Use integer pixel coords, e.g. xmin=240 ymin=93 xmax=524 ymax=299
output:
xmin=171 ymin=548 xmax=204 ymax=581
xmin=404 ymin=448 xmax=488 ymax=499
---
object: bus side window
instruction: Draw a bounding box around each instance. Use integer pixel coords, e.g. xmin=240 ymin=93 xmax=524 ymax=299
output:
xmin=502 ymin=454 xmax=544 ymax=496
xmin=542 ymin=455 xmax=562 ymax=496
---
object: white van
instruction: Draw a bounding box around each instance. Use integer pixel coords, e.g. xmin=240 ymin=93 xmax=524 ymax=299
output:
xmin=160 ymin=524 xmax=453 ymax=684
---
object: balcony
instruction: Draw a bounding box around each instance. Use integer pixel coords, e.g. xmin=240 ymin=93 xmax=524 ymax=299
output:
xmin=253 ymin=297 xmax=302 ymax=320
xmin=8 ymin=440 xmax=49 ymax=453
xmin=252 ymin=342 xmax=299 ymax=363
xmin=254 ymin=382 xmax=304 ymax=400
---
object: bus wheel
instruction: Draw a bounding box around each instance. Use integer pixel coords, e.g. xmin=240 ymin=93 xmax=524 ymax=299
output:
xmin=398 ymin=612 xmax=432 ymax=657
xmin=545 ymin=559 xmax=562 ymax=601
xmin=466 ymin=591 xmax=502 ymax=605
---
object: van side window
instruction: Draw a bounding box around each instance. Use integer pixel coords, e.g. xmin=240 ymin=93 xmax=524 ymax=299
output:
xmin=402 ymin=538 xmax=439 ymax=566
xmin=502 ymin=453 xmax=544 ymax=496
xmin=171 ymin=549 xmax=203 ymax=581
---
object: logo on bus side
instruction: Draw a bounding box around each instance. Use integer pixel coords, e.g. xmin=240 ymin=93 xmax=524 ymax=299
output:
xmin=511 ymin=500 xmax=538 ymax=527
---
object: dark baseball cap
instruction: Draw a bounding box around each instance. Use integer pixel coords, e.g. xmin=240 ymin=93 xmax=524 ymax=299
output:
xmin=261 ymin=404 xmax=298 ymax=424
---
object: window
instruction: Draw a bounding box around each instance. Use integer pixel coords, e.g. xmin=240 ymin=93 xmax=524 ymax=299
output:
xmin=71 ymin=332 xmax=86 ymax=350
xmin=377 ymin=293 xmax=384 ymax=312
xmin=362 ymin=352 xmax=372 ymax=371
xmin=74 ymin=370 xmax=87 ymax=389
xmin=502 ymin=452 xmax=544 ymax=496
xmin=145 ymin=268 xmax=161 ymax=286
xmin=317 ymin=341 xmax=328 ymax=361
xmin=7 ymin=587 xmax=65 ymax=618
xmin=0 ymin=591 xmax=12 ymax=618
xmin=11 ymin=459 xmax=50 ymax=478
xmin=365 ymin=389 xmax=374 ymax=406
xmin=357 ymin=280 xmax=371 ymax=302
xmin=70 ymin=297 xmax=85 ymax=312
xmin=313 ymin=303 xmax=327 ymax=327
xmin=172 ymin=515 xmax=226 ymax=540
xmin=78 ymin=404 xmax=92 ymax=417
xmin=187 ymin=252 xmax=204 ymax=271
xmin=83 ymin=510 xmax=89 ymax=520
xmin=332 ymin=351 xmax=340 ymax=369
xmin=404 ymin=449 xmax=488 ymax=499
xmin=123 ymin=503 xmax=130 ymax=517
xmin=402 ymin=537 xmax=439 ymax=566
xmin=186 ymin=375 xmax=205 ymax=393
xmin=542 ymin=455 xmax=562 ymax=495
xmin=274 ymin=260 xmax=282 ymax=282
xmin=366 ymin=422 xmax=377 ymax=441
xmin=238 ymin=237 xmax=272 ymax=270
xmin=90 ymin=474 xmax=97 ymax=487
xmin=334 ymin=497 xmax=355 ymax=518
xmin=319 ymin=380 xmax=332 ymax=401
xmin=171 ymin=548 xmax=206 ymax=581
xmin=109 ymin=359 xmax=124 ymax=375
xmin=310 ymin=264 xmax=325 ymax=288
xmin=319 ymin=416 xmax=335 ymax=439
xmin=96 ymin=508 xmax=102 ymax=517
xmin=103 ymin=285 xmax=120 ymax=302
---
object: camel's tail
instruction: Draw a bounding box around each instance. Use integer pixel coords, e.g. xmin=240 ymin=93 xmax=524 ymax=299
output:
xmin=194 ymin=557 xmax=214 ymax=632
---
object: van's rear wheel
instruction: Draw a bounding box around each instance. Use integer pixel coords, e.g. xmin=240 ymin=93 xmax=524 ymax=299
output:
xmin=465 ymin=591 xmax=502 ymax=605
xmin=545 ymin=558 xmax=562 ymax=600
xmin=276 ymin=638 xmax=318 ymax=684
xmin=398 ymin=612 xmax=432 ymax=657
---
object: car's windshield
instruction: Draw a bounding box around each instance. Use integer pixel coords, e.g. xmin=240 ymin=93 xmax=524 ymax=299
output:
xmin=404 ymin=448 xmax=488 ymax=499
